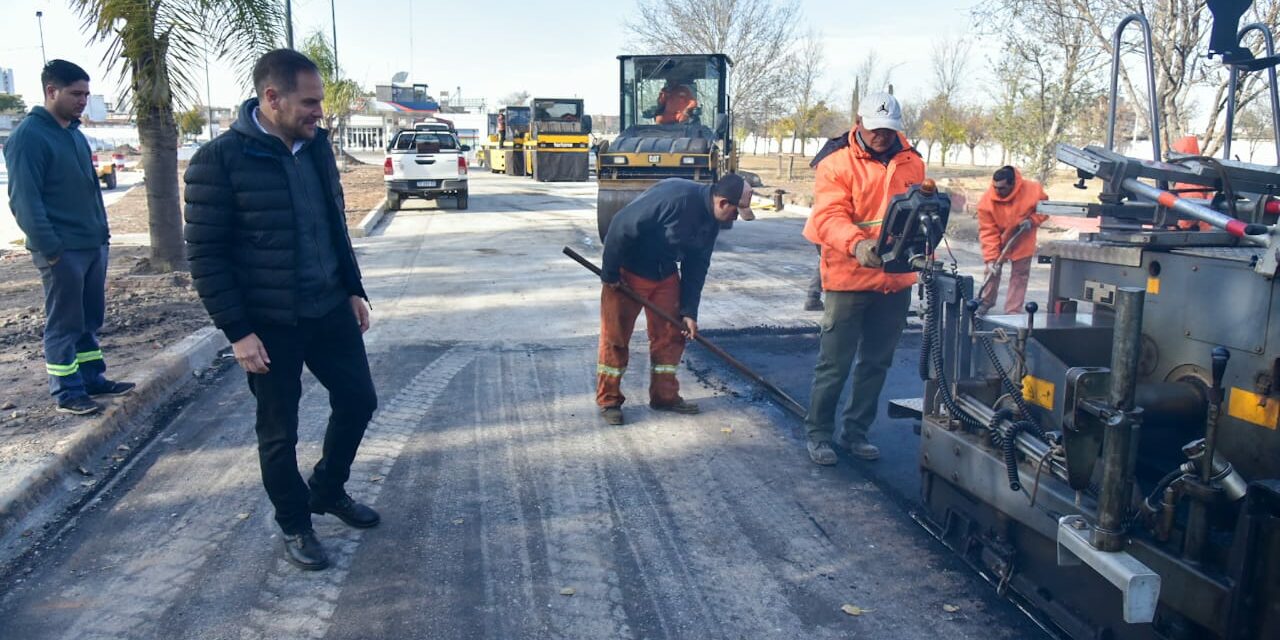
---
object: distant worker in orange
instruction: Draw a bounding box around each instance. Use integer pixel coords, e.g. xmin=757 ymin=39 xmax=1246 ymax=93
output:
xmin=649 ymin=83 xmax=698 ymax=124
xmin=976 ymin=165 xmax=1049 ymax=316
xmin=1170 ymin=135 xmax=1213 ymax=231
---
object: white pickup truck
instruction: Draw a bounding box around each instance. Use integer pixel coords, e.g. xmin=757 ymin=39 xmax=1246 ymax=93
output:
xmin=383 ymin=129 xmax=469 ymax=210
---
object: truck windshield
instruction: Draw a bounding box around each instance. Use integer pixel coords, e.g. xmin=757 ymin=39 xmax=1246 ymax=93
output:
xmin=532 ymin=100 xmax=583 ymax=122
xmin=392 ymin=132 xmax=459 ymax=153
xmin=622 ymin=57 xmax=723 ymax=129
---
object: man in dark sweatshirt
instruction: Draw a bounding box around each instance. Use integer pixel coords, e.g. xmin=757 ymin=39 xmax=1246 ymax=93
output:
xmin=596 ymin=175 xmax=754 ymax=426
xmin=184 ymin=49 xmax=378 ymax=572
xmin=4 ymin=60 xmax=134 ymax=416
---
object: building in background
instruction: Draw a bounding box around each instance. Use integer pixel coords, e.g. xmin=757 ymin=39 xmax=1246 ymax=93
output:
xmin=0 ymin=68 xmax=15 ymax=95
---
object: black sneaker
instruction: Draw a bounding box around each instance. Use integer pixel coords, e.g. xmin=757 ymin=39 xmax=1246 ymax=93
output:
xmin=56 ymin=396 xmax=102 ymax=415
xmin=88 ymin=380 xmax=137 ymax=397
xmin=282 ymin=530 xmax=330 ymax=571
xmin=310 ymin=492 xmax=381 ymax=529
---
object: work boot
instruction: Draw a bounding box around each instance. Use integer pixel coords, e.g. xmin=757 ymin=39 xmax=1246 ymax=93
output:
xmin=804 ymin=297 xmax=824 ymax=312
xmin=807 ymin=440 xmax=837 ymax=466
xmin=56 ymin=395 xmax=102 ymax=416
xmin=601 ymin=406 xmax=624 ymax=426
xmin=836 ymin=438 xmax=881 ymax=461
xmin=650 ymin=399 xmax=700 ymax=414
xmin=310 ymin=492 xmax=381 ymax=529
xmin=88 ymin=380 xmax=137 ymax=397
xmin=282 ymin=530 xmax=330 ymax=571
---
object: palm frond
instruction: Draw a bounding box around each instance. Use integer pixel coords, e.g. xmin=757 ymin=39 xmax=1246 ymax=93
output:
xmin=71 ymin=0 xmax=283 ymax=112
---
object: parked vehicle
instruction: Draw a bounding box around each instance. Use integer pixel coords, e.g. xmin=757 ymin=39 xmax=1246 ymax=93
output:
xmin=91 ymin=152 xmax=125 ymax=189
xmin=384 ymin=129 xmax=469 ymax=210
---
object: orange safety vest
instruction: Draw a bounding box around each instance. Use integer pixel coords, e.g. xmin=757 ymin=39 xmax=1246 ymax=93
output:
xmin=803 ymin=130 xmax=924 ymax=293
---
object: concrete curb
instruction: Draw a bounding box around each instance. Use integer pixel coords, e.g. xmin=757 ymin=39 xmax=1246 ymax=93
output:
xmin=350 ymin=199 xmax=388 ymax=238
xmin=0 ymin=326 xmax=229 ymax=539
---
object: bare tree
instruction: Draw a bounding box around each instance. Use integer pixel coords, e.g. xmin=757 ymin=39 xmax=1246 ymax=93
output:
xmin=931 ymin=37 xmax=971 ymax=104
xmin=1058 ymin=0 xmax=1280 ymax=156
xmin=788 ymin=30 xmax=825 ymax=154
xmin=500 ymin=90 xmax=531 ymax=106
xmin=899 ymin=98 xmax=925 ymax=148
xmin=625 ymin=0 xmax=802 ymax=138
xmin=976 ymin=0 xmax=1107 ymax=182
xmin=963 ymin=106 xmax=990 ymax=165
xmin=849 ymin=51 xmax=903 ymax=116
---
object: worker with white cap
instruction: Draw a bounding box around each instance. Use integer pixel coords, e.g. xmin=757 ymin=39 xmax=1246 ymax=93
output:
xmin=801 ymin=92 xmax=926 ymax=466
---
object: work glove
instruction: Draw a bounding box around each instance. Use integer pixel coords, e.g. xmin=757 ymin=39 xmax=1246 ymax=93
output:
xmin=984 ymin=261 xmax=996 ymax=277
xmin=1016 ymin=219 xmax=1033 ymax=234
xmin=853 ymin=239 xmax=883 ymax=268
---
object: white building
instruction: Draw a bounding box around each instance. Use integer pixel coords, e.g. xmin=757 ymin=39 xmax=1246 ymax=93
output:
xmin=0 ymin=68 xmax=14 ymax=95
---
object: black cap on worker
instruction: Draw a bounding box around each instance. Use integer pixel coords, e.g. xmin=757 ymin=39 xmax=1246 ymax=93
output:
xmin=712 ymin=174 xmax=755 ymax=221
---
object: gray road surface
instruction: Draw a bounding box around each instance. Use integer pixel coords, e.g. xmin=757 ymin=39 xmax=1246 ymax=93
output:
xmin=0 ymin=172 xmax=1049 ymax=639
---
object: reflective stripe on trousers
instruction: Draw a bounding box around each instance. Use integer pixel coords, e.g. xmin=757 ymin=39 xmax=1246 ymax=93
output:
xmin=596 ymin=269 xmax=686 ymax=408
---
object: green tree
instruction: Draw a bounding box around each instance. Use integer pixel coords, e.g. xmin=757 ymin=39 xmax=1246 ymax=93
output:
xmin=301 ymin=31 xmax=363 ymax=140
xmin=0 ymin=94 xmax=26 ymax=113
xmin=178 ymin=107 xmax=207 ymax=140
xmin=73 ymin=0 xmax=283 ymax=272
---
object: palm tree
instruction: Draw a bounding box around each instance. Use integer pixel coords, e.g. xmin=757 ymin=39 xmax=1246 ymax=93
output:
xmin=73 ymin=1 xmax=283 ymax=272
xmin=301 ymin=31 xmax=362 ymax=154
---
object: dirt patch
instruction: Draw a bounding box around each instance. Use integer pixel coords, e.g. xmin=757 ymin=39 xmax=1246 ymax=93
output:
xmin=337 ymin=163 xmax=386 ymax=226
xmin=0 ymin=247 xmax=208 ymax=437
xmin=106 ymin=161 xmax=386 ymax=233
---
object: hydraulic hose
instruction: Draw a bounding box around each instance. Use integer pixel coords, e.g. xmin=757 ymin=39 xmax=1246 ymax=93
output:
xmin=1143 ymin=468 xmax=1185 ymax=511
xmin=921 ymin=270 xmax=985 ymax=431
xmin=973 ymin=314 xmax=1035 ymax=423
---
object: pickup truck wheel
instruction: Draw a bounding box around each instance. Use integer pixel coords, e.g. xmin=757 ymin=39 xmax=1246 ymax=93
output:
xmin=456 ymin=190 xmax=469 ymax=210
xmin=103 ymin=171 xmax=117 ymax=190
xmin=386 ymin=191 xmax=401 ymax=211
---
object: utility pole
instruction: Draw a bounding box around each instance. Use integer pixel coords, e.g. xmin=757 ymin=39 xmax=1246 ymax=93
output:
xmin=330 ymin=0 xmax=344 ymax=163
xmin=285 ymin=0 xmax=294 ymax=49
xmin=36 ymin=11 xmax=47 ymax=65
xmin=204 ymin=49 xmax=216 ymax=142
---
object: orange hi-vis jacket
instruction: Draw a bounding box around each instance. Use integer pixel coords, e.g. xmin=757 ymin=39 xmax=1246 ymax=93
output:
xmin=655 ymin=85 xmax=697 ymax=124
xmin=977 ymin=168 xmax=1049 ymax=263
xmin=803 ymin=130 xmax=924 ymax=293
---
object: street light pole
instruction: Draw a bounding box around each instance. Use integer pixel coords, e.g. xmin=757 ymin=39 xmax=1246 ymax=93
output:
xmin=285 ymin=0 xmax=294 ymax=49
xmin=330 ymin=0 xmax=343 ymax=160
xmin=36 ymin=11 xmax=47 ymax=65
xmin=204 ymin=49 xmax=216 ymax=142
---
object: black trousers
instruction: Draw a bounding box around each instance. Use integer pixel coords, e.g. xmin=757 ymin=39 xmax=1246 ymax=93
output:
xmin=247 ymin=301 xmax=378 ymax=534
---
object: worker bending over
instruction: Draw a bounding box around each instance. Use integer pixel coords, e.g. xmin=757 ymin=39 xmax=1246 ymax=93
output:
xmin=597 ymin=175 xmax=754 ymax=426
xmin=977 ymin=165 xmax=1048 ymax=316
xmin=803 ymin=92 xmax=923 ymax=465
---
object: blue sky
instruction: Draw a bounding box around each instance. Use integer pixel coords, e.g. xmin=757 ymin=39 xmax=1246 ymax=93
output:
xmin=1 ymin=0 xmax=993 ymax=115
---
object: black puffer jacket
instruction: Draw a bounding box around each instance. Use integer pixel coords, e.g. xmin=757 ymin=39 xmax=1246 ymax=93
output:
xmin=184 ymin=98 xmax=367 ymax=343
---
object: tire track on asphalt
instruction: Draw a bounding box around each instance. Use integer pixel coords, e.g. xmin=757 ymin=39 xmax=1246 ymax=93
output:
xmin=24 ymin=376 xmax=323 ymax=639
xmin=238 ymin=347 xmax=474 ymax=640
xmin=518 ymin=349 xmax=635 ymax=639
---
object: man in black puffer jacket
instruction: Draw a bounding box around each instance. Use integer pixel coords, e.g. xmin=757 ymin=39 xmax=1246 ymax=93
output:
xmin=184 ymin=49 xmax=378 ymax=572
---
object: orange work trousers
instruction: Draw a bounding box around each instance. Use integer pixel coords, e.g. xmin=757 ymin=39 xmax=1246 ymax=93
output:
xmin=596 ymin=270 xmax=685 ymax=408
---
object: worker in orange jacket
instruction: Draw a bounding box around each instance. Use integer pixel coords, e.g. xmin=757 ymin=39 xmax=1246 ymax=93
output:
xmin=651 ymin=84 xmax=698 ymax=124
xmin=802 ymin=92 xmax=924 ymax=466
xmin=976 ymin=166 xmax=1048 ymax=316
